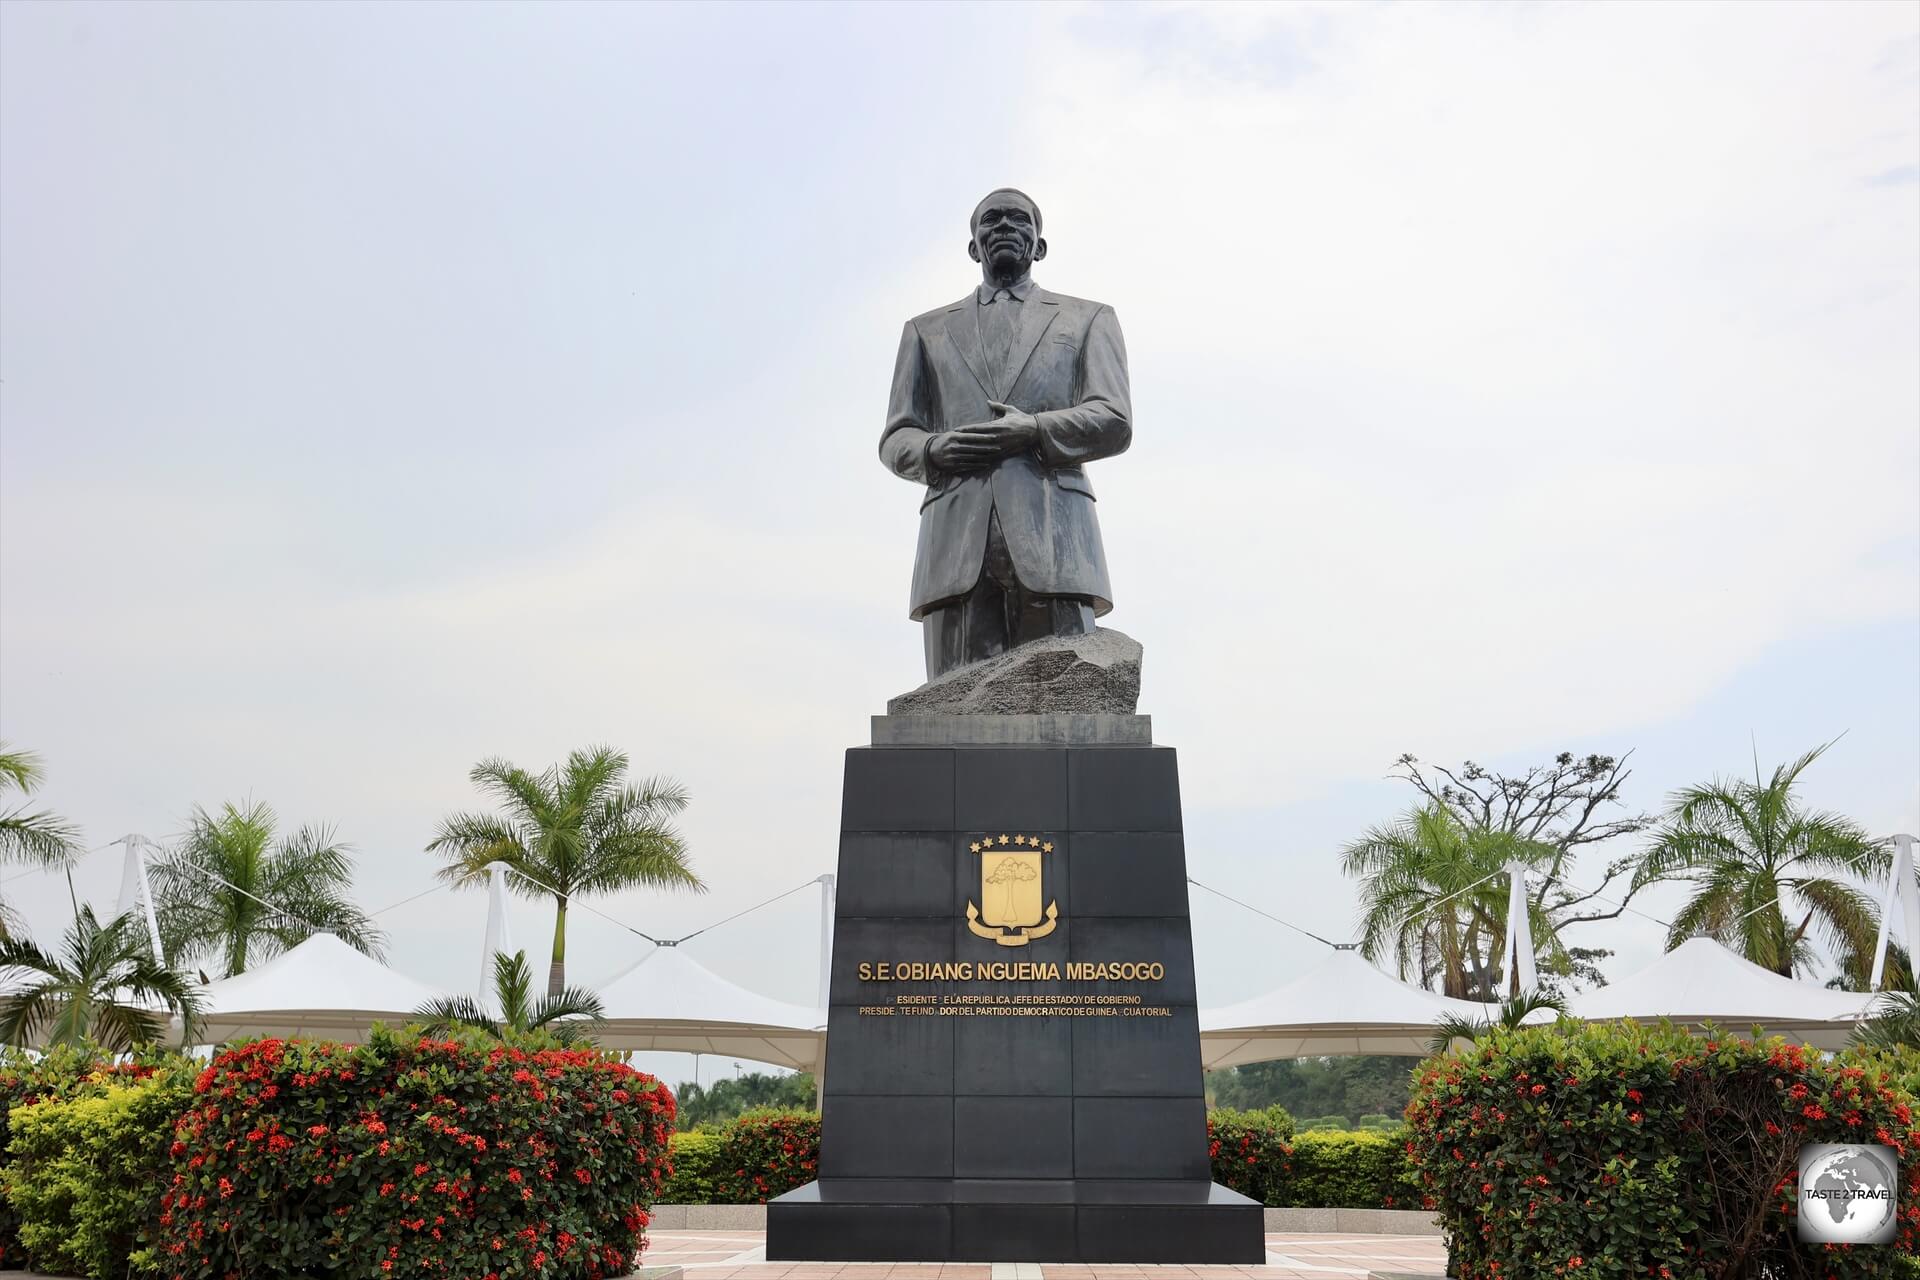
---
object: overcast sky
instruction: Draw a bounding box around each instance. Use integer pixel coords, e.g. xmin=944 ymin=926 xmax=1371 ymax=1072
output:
xmin=3 ymin=2 xmax=1916 ymax=1084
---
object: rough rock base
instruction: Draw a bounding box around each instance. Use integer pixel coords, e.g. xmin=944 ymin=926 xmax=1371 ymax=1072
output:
xmin=887 ymin=627 xmax=1142 ymax=716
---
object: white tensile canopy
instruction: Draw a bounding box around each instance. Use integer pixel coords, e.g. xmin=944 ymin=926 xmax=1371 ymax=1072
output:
xmin=1199 ymin=946 xmax=1500 ymax=1066
xmin=1569 ymin=935 xmax=1876 ymax=1049
xmin=589 ymin=944 xmax=826 ymax=1072
xmin=184 ymin=932 xmax=455 ymax=1043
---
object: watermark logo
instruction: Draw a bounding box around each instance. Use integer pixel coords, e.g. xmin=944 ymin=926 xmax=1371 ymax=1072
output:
xmin=1798 ymin=1144 xmax=1897 ymax=1245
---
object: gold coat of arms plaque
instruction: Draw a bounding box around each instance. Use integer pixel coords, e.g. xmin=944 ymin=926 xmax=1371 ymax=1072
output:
xmin=965 ymin=833 xmax=1059 ymax=947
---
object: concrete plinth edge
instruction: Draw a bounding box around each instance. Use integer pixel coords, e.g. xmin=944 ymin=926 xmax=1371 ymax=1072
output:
xmin=649 ymin=1204 xmax=766 ymax=1229
xmin=1265 ymin=1207 xmax=1442 ymax=1235
xmin=871 ymin=713 xmax=1152 ymax=746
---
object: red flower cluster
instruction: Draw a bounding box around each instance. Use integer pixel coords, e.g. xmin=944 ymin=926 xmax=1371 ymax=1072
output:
xmin=152 ymin=1027 xmax=676 ymax=1279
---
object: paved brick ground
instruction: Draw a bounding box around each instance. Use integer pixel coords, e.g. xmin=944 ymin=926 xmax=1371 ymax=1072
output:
xmin=642 ymin=1230 xmax=1448 ymax=1279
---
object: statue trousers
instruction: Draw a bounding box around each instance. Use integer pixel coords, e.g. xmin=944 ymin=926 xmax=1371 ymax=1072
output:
xmin=921 ymin=507 xmax=1095 ymax=680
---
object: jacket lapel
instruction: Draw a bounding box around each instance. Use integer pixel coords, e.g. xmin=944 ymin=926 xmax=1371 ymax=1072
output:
xmin=1000 ymin=292 xmax=1060 ymax=401
xmin=944 ymin=302 xmax=994 ymax=401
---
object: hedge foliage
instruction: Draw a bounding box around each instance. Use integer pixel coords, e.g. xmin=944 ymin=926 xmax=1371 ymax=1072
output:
xmin=1407 ymin=1021 xmax=1920 ymax=1279
xmin=151 ymin=1028 xmax=675 ymax=1280
xmin=707 ymin=1109 xmax=819 ymax=1204
xmin=4 ymin=1068 xmax=195 ymax=1279
xmin=658 ymin=1131 xmax=724 ymax=1204
xmin=1283 ymin=1129 xmax=1420 ymax=1209
xmin=1207 ymin=1106 xmax=1295 ymax=1205
xmin=0 ymin=1045 xmax=187 ymax=1271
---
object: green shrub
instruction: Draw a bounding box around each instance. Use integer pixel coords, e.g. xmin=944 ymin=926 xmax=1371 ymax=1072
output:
xmin=1407 ymin=1021 xmax=1920 ymax=1279
xmin=1298 ymin=1113 xmax=1349 ymax=1132
xmin=1206 ymin=1105 xmax=1294 ymax=1205
xmin=0 ymin=1045 xmax=186 ymax=1270
xmin=4 ymin=1068 xmax=194 ymax=1278
xmin=709 ymin=1108 xmax=818 ymax=1204
xmin=153 ymin=1027 xmax=675 ymax=1279
xmin=1354 ymin=1112 xmax=1397 ymax=1131
xmin=658 ymin=1130 xmax=725 ymax=1203
xmin=1280 ymin=1128 xmax=1418 ymax=1209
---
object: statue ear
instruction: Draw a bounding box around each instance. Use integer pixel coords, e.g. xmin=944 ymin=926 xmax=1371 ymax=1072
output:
xmin=967 ymin=240 xmax=981 ymax=264
xmin=1032 ymin=237 xmax=1048 ymax=262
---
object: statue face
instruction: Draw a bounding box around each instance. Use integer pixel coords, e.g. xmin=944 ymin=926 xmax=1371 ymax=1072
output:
xmin=969 ymin=192 xmax=1046 ymax=279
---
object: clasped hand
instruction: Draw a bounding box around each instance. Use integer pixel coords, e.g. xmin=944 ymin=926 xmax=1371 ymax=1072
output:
xmin=927 ymin=401 xmax=1039 ymax=473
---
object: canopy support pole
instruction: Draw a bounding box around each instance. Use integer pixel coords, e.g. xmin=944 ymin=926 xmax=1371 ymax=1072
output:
xmin=480 ymin=862 xmax=515 ymax=1014
xmin=815 ymin=874 xmax=835 ymax=1009
xmin=114 ymin=835 xmax=166 ymax=963
xmin=1502 ymin=860 xmax=1537 ymax=996
xmin=1870 ymin=835 xmax=1919 ymax=991
xmin=816 ymin=873 xmax=835 ymax=1110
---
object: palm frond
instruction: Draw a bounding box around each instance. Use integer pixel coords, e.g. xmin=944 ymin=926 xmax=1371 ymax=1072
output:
xmin=0 ymin=746 xmax=46 ymax=793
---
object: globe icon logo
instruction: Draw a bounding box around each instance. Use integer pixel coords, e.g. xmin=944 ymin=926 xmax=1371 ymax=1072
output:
xmin=1798 ymin=1144 xmax=1898 ymax=1245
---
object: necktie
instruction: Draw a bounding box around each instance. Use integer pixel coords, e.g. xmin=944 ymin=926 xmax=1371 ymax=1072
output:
xmin=982 ymin=290 xmax=1016 ymax=390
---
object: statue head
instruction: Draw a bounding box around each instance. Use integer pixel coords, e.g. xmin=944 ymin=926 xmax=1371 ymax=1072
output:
xmin=968 ymin=188 xmax=1046 ymax=283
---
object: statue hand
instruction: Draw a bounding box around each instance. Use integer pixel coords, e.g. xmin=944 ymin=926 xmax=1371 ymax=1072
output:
xmin=928 ymin=428 xmax=1003 ymax=473
xmin=984 ymin=401 xmax=1040 ymax=453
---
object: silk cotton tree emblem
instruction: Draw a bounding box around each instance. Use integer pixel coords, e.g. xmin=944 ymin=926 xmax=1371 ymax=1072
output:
xmin=966 ymin=833 xmax=1059 ymax=947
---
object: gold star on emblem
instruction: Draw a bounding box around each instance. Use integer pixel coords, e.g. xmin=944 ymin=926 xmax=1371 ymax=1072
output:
xmin=1014 ymin=834 xmax=1027 ymax=845
xmin=969 ymin=842 xmax=981 ymax=853
xmin=1042 ymin=842 xmax=1054 ymax=853
xmin=998 ymin=834 xmax=1009 ymax=845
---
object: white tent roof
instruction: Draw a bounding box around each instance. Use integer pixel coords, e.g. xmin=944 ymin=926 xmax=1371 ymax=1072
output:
xmin=185 ymin=932 xmax=454 ymax=1043
xmin=1570 ymin=936 xmax=1876 ymax=1049
xmin=589 ymin=944 xmax=826 ymax=1072
xmin=1199 ymin=946 xmax=1500 ymax=1066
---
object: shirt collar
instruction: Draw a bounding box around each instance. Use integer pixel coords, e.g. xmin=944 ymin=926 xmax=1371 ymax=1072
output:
xmin=976 ymin=276 xmax=1038 ymax=305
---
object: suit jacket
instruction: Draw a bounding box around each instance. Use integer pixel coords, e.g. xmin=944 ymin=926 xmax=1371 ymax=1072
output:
xmin=880 ymin=284 xmax=1132 ymax=619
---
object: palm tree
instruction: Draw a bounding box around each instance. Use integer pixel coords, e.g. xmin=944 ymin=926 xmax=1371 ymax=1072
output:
xmin=0 ymin=906 xmax=204 ymax=1051
xmin=1342 ymin=805 xmax=1560 ymax=999
xmin=427 ymin=747 xmax=701 ymax=996
xmin=413 ymin=950 xmax=604 ymax=1046
xmin=150 ymin=800 xmax=386 ymax=977
xmin=1427 ymin=989 xmax=1568 ymax=1055
xmin=1852 ymin=989 xmax=1920 ymax=1053
xmin=0 ymin=744 xmax=83 ymax=935
xmin=1631 ymin=744 xmax=1887 ymax=978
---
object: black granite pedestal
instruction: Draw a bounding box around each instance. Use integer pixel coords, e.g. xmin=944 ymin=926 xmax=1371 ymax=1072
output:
xmin=767 ymin=725 xmax=1264 ymax=1262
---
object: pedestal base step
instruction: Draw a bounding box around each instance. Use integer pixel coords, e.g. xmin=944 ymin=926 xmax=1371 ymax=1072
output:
xmin=766 ymin=1179 xmax=1265 ymax=1262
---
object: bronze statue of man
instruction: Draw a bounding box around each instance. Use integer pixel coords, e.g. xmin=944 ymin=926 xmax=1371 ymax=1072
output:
xmin=881 ymin=188 xmax=1133 ymax=680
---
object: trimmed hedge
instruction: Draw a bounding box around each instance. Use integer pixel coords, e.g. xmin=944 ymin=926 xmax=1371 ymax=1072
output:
xmin=1407 ymin=1022 xmax=1920 ymax=1279
xmin=0 ymin=1046 xmax=184 ymax=1271
xmin=1206 ymin=1106 xmax=1295 ymax=1205
xmin=4 ymin=1068 xmax=194 ymax=1278
xmin=658 ymin=1131 xmax=724 ymax=1204
xmin=708 ymin=1109 xmax=819 ymax=1204
xmin=152 ymin=1028 xmax=675 ymax=1279
xmin=1282 ymin=1129 xmax=1420 ymax=1210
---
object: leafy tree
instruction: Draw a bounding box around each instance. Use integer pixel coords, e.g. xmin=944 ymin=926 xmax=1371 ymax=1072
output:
xmin=1384 ymin=751 xmax=1653 ymax=991
xmin=1632 ymin=743 xmax=1887 ymax=978
xmin=0 ymin=744 xmax=83 ymax=936
xmin=412 ymin=950 xmax=604 ymax=1046
xmin=1205 ymin=1056 xmax=1419 ymax=1122
xmin=1342 ymin=804 xmax=1564 ymax=999
xmin=150 ymin=800 xmax=385 ymax=977
xmin=427 ymin=746 xmax=702 ymax=996
xmin=674 ymin=1070 xmax=818 ymax=1131
xmin=1427 ymin=988 xmax=1568 ymax=1055
xmin=0 ymin=907 xmax=203 ymax=1051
